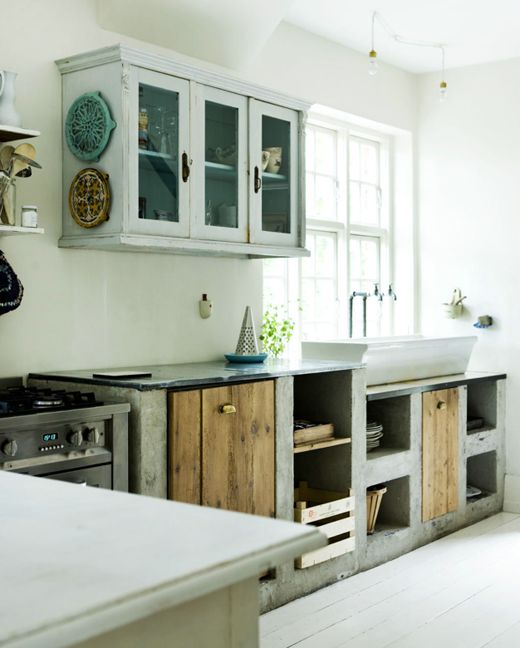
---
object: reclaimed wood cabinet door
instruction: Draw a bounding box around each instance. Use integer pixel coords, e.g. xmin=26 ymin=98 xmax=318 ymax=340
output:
xmin=168 ymin=380 xmax=275 ymax=518
xmin=422 ymin=388 xmax=459 ymax=521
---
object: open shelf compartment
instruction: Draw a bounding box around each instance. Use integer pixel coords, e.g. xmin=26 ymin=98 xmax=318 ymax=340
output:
xmin=467 ymin=451 xmax=497 ymax=502
xmin=366 ymin=395 xmax=411 ymax=459
xmin=366 ymin=475 xmax=410 ymax=538
xmin=467 ymin=381 xmax=497 ymax=434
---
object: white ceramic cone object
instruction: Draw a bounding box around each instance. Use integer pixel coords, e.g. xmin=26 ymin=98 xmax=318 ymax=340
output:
xmin=235 ymin=306 xmax=260 ymax=355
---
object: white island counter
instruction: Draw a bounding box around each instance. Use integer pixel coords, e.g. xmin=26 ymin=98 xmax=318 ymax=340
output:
xmin=0 ymin=472 xmax=325 ymax=648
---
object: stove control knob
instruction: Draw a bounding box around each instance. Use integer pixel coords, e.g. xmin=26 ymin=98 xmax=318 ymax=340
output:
xmin=2 ymin=439 xmax=18 ymax=457
xmin=85 ymin=426 xmax=100 ymax=444
xmin=68 ymin=428 xmax=83 ymax=447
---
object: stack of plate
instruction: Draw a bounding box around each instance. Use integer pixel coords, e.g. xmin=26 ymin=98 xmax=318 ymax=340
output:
xmin=366 ymin=421 xmax=384 ymax=452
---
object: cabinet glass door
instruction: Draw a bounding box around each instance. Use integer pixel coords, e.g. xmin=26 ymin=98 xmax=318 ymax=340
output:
xmin=192 ymin=86 xmax=247 ymax=242
xmin=249 ymin=100 xmax=300 ymax=247
xmin=131 ymin=68 xmax=190 ymax=237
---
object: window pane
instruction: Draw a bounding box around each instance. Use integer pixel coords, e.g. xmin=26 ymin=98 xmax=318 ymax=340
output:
xmin=349 ymin=236 xmax=380 ymax=292
xmin=349 ymin=236 xmax=381 ymax=337
xmin=361 ymin=184 xmax=379 ymax=225
xmin=315 ymin=234 xmax=335 ymax=277
xmin=360 ymin=140 xmax=379 ymax=183
xmin=264 ymin=277 xmax=286 ymax=305
xmin=305 ymin=127 xmax=315 ymax=172
xmin=316 ymin=278 xmax=335 ymax=313
xmin=314 ymin=175 xmax=336 ymax=220
xmin=349 ymin=181 xmax=361 ymax=223
xmin=315 ymin=128 xmax=336 ymax=176
xmin=306 ymin=173 xmax=316 ymax=218
xmin=350 ymin=137 xmax=379 ymax=183
xmin=301 ymin=278 xmax=316 ymax=322
xmin=349 ymin=139 xmax=360 ymax=180
xmin=349 ymin=181 xmax=379 ymax=225
xmin=300 ymin=230 xmax=338 ymax=340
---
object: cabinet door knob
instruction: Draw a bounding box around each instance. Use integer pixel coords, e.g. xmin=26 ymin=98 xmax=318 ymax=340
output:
xmin=437 ymin=400 xmax=447 ymax=410
xmin=219 ymin=403 xmax=237 ymax=414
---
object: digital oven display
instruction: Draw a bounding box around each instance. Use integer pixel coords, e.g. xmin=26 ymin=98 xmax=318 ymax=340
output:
xmin=42 ymin=433 xmax=58 ymax=443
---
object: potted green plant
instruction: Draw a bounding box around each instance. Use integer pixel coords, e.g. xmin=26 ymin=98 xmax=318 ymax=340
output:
xmin=260 ymin=304 xmax=295 ymax=358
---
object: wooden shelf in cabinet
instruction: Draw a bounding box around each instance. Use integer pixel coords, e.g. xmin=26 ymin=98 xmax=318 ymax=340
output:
xmin=0 ymin=125 xmax=40 ymax=142
xmin=0 ymin=226 xmax=44 ymax=236
xmin=294 ymin=437 xmax=351 ymax=454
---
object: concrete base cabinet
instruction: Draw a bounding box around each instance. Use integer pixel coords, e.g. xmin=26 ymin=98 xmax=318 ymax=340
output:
xmin=30 ymin=364 xmax=506 ymax=612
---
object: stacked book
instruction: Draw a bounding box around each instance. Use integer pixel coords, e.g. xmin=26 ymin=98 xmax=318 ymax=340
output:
xmin=366 ymin=420 xmax=384 ymax=452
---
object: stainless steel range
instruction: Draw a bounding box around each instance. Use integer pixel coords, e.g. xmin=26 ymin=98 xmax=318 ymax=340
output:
xmin=0 ymin=378 xmax=129 ymax=490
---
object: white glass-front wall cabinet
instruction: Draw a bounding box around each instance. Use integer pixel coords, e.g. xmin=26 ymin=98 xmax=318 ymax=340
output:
xmin=57 ymin=46 xmax=310 ymax=258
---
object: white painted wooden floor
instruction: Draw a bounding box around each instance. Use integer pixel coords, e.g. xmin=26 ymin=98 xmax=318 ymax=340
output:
xmin=261 ymin=513 xmax=520 ymax=648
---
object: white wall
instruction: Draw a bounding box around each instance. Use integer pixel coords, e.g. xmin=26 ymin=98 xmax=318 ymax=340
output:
xmin=0 ymin=0 xmax=416 ymax=377
xmin=417 ymin=58 xmax=520 ymax=505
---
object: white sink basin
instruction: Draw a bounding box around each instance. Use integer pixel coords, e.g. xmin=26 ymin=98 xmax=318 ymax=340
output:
xmin=302 ymin=336 xmax=477 ymax=386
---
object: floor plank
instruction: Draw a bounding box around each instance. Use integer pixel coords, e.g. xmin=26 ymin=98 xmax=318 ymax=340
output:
xmin=261 ymin=514 xmax=520 ymax=648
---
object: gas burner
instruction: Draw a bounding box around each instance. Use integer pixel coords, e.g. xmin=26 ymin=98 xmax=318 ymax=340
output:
xmin=0 ymin=387 xmax=103 ymax=417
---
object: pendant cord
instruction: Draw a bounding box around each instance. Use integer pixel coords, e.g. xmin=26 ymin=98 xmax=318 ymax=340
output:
xmin=371 ymin=11 xmax=446 ymax=72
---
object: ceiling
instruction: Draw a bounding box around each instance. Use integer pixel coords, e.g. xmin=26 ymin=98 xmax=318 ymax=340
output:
xmin=285 ymin=0 xmax=520 ymax=74
xmin=97 ymin=0 xmax=520 ymax=75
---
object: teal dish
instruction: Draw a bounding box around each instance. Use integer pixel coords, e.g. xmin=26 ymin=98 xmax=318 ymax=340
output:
xmin=225 ymin=353 xmax=268 ymax=364
xmin=65 ymin=92 xmax=116 ymax=162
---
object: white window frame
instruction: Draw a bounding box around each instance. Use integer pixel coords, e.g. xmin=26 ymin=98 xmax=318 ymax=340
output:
xmin=263 ymin=113 xmax=396 ymax=342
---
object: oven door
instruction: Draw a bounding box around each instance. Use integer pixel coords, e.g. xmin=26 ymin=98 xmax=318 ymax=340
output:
xmin=44 ymin=464 xmax=112 ymax=488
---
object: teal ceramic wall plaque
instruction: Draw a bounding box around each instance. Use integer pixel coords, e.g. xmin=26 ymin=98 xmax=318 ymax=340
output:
xmin=65 ymin=92 xmax=116 ymax=162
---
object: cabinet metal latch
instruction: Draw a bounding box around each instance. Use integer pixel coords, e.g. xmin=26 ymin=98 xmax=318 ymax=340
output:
xmin=254 ymin=166 xmax=262 ymax=193
xmin=182 ymin=152 xmax=190 ymax=183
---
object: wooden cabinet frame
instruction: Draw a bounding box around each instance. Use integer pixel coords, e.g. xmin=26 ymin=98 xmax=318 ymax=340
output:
xmin=168 ymin=380 xmax=275 ymax=518
xmin=57 ymin=45 xmax=311 ymax=258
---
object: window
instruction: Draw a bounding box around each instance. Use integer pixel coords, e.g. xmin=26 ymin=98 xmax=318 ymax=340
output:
xmin=263 ymin=112 xmax=397 ymax=342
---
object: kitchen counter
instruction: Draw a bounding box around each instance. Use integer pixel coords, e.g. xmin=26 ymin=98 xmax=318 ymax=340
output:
xmin=0 ymin=471 xmax=325 ymax=648
xmin=367 ymin=370 xmax=506 ymax=401
xmin=29 ymin=358 xmax=363 ymax=391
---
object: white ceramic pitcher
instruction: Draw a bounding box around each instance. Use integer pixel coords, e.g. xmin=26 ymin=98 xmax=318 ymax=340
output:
xmin=0 ymin=71 xmax=22 ymax=127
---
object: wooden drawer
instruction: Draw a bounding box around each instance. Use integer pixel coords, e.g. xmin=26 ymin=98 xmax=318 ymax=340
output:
xmin=294 ymin=481 xmax=355 ymax=569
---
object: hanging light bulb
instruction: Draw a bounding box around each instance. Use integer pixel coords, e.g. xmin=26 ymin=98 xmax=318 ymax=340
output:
xmin=368 ymin=49 xmax=379 ymax=76
xmin=368 ymin=12 xmax=450 ymax=100
xmin=368 ymin=12 xmax=379 ymax=76
xmin=439 ymin=47 xmax=448 ymax=102
xmin=439 ymin=80 xmax=448 ymax=102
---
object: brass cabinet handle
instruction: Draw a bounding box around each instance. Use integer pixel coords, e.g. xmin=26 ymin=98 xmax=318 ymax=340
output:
xmin=437 ymin=400 xmax=447 ymax=410
xmin=219 ymin=403 xmax=236 ymax=414
xmin=182 ymin=152 xmax=190 ymax=182
xmin=254 ymin=166 xmax=262 ymax=193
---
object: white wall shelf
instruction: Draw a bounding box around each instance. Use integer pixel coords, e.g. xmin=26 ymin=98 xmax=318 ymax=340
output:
xmin=0 ymin=126 xmax=40 ymax=142
xmin=0 ymin=226 xmax=44 ymax=236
